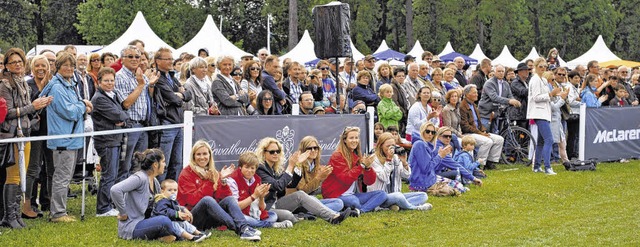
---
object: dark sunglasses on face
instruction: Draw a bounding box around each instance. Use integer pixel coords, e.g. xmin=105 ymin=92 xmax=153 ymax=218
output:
xmin=424 ymin=130 xmax=436 ymax=135
xmin=125 ymin=55 xmax=141 ymax=59
xmin=320 ymin=67 xmax=330 ymax=71
xmin=557 ymin=73 xmax=566 ymax=76
xmin=433 ymin=98 xmax=441 ymax=102
xmin=305 ymin=146 xmax=320 ymax=151
xmin=232 ymin=72 xmax=242 ymax=76
xmin=90 ymin=59 xmax=100 ymax=62
xmin=309 ymin=75 xmax=317 ymax=79
xmin=266 ymin=149 xmax=281 ymax=155
xmin=209 ymin=64 xmax=216 ymax=68
xmin=441 ymin=134 xmax=452 ymax=139
xmin=263 ymin=97 xmax=273 ymax=101
xmin=249 ymin=67 xmax=260 ymax=71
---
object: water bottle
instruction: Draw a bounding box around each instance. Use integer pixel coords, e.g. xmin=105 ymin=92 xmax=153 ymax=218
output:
xmin=455 ymin=168 xmax=461 ymax=182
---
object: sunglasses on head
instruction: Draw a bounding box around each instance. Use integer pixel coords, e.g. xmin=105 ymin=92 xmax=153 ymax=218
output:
xmin=265 ymin=149 xmax=281 ymax=155
xmin=424 ymin=130 xmax=436 ymax=135
xmin=305 ymin=146 xmax=320 ymax=151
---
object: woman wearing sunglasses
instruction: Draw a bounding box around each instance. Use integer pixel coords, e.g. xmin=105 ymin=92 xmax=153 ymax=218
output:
xmin=321 ymin=127 xmax=387 ymax=215
xmin=285 ymin=136 xmax=344 ymax=212
xmin=241 ymin=60 xmax=262 ymax=110
xmin=316 ymin=60 xmax=336 ymax=107
xmin=255 ymin=137 xmax=351 ymax=225
xmin=429 ymin=91 xmax=444 ymax=126
xmin=434 ymin=127 xmax=482 ymax=189
xmin=252 ymin=90 xmax=276 ymax=115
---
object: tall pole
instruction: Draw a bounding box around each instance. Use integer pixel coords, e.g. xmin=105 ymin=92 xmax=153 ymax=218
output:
xmin=219 ymin=16 xmax=223 ymax=52
xmin=267 ymin=14 xmax=272 ymax=54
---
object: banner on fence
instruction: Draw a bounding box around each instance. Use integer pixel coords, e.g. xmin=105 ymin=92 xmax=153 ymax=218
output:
xmin=193 ymin=115 xmax=369 ymax=168
xmin=580 ymin=105 xmax=640 ymax=161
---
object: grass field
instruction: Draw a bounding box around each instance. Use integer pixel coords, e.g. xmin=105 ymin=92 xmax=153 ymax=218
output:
xmin=1 ymin=161 xmax=639 ymax=246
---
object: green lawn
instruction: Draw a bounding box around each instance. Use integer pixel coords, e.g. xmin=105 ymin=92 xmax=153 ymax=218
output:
xmin=2 ymin=161 xmax=640 ymax=246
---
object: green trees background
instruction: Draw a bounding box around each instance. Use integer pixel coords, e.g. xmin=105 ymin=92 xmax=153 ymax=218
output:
xmin=1 ymin=0 xmax=639 ymax=61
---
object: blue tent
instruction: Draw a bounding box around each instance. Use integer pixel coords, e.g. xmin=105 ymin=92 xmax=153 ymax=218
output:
xmin=373 ymin=49 xmax=406 ymax=62
xmin=439 ymin=52 xmax=478 ymax=65
xmin=305 ymin=58 xmax=320 ymax=67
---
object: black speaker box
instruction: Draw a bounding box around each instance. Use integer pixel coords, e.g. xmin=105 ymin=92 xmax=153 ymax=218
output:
xmin=313 ymin=3 xmax=352 ymax=59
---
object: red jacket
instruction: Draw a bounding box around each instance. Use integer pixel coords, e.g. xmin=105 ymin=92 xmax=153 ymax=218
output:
xmin=229 ymin=169 xmax=269 ymax=220
xmin=177 ymin=166 xmax=232 ymax=210
xmin=321 ymin=151 xmax=377 ymax=198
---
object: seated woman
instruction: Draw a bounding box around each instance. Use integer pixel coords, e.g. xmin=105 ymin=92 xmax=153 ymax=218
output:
xmin=368 ymin=133 xmax=431 ymax=211
xmin=441 ymin=89 xmax=464 ymax=153
xmin=177 ymin=140 xmax=261 ymax=241
xmin=110 ymin=149 xmax=179 ymax=242
xmin=407 ymin=122 xmax=453 ymax=195
xmin=434 ymin=127 xmax=483 ymax=189
xmin=321 ymin=127 xmax=387 ymax=214
xmin=285 ymin=136 xmax=344 ymax=212
xmin=255 ymin=137 xmax=350 ymax=224
xmin=352 ymin=71 xmax=380 ymax=107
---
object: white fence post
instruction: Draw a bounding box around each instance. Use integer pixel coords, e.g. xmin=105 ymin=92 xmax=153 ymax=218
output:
xmin=183 ymin=111 xmax=194 ymax=167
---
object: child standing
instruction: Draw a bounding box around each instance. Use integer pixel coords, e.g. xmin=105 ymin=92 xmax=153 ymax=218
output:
xmin=227 ymin=152 xmax=293 ymax=229
xmin=377 ymin=84 xmax=403 ymax=129
xmin=453 ymin=136 xmax=486 ymax=179
xmin=153 ymin=179 xmax=210 ymax=242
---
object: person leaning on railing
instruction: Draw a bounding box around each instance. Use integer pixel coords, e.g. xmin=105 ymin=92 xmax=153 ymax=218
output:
xmin=0 ymin=48 xmax=53 ymax=228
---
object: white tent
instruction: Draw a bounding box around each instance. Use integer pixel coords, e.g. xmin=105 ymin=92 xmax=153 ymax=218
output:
xmin=350 ymin=39 xmax=365 ymax=61
xmin=175 ymin=15 xmax=251 ymax=60
xmin=100 ymin=11 xmax=174 ymax=55
xmin=437 ymin=42 xmax=455 ymax=57
xmin=27 ymin=45 xmax=104 ymax=57
xmin=407 ymin=40 xmax=424 ymax=59
xmin=492 ymin=46 xmax=519 ymax=68
xmin=520 ymin=47 xmax=541 ymax=63
xmin=373 ymin=40 xmax=391 ymax=54
xmin=469 ymin=44 xmax=488 ymax=61
xmin=280 ymin=30 xmax=316 ymax=64
xmin=567 ymin=35 xmax=620 ymax=68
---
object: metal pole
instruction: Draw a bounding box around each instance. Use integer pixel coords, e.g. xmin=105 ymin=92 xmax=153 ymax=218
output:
xmin=335 ymin=56 xmax=342 ymax=114
xmin=267 ymin=14 xmax=271 ymax=54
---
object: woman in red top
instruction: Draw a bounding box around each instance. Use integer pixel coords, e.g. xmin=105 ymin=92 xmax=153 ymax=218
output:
xmin=177 ymin=140 xmax=260 ymax=241
xmin=321 ymin=127 xmax=387 ymax=214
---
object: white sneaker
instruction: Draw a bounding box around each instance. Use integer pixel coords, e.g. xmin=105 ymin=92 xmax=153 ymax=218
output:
xmin=272 ymin=220 xmax=293 ymax=228
xmin=415 ymin=203 xmax=433 ymax=211
xmin=96 ymin=208 xmax=119 ymax=217
xmin=544 ymin=168 xmax=557 ymax=175
xmin=620 ymin=159 xmax=630 ymax=163
xmin=533 ymin=167 xmax=544 ymax=173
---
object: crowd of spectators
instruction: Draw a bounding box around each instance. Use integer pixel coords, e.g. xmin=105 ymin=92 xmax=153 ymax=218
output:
xmin=0 ymin=41 xmax=638 ymax=243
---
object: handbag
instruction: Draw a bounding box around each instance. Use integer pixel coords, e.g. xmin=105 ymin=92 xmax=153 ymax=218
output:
xmin=560 ymin=103 xmax=579 ymax=121
xmin=30 ymin=110 xmax=41 ymax=132
xmin=563 ymin=159 xmax=597 ymax=171
xmin=0 ymin=143 xmax=15 ymax=168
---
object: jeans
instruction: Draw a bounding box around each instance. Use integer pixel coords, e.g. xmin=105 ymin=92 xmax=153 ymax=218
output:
xmin=534 ymin=119 xmax=553 ymax=169
xmin=338 ymin=191 xmax=387 ymax=213
xmin=119 ymin=123 xmax=147 ymax=183
xmin=243 ymin=211 xmax=277 ymax=228
xmin=381 ymin=192 xmax=428 ymax=210
xmin=132 ymin=216 xmax=181 ymax=240
xmin=275 ymin=191 xmax=338 ymax=221
xmin=51 ymin=150 xmax=77 ymax=218
xmin=172 ymin=220 xmax=197 ymax=237
xmin=551 ymin=143 xmax=560 ymax=162
xmin=158 ymin=120 xmax=183 ymax=182
xmin=27 ymin=140 xmax=53 ymax=210
xmin=96 ymin=146 xmax=120 ymax=214
xmin=320 ymin=198 xmax=344 ymax=212
xmin=190 ymin=196 xmax=248 ymax=235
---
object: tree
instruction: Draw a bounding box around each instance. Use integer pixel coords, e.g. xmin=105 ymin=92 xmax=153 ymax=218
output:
xmin=0 ymin=0 xmax=35 ymax=51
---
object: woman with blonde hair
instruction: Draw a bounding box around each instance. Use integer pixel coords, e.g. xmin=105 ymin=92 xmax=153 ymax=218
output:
xmin=87 ymin=53 xmax=101 ymax=83
xmin=407 ymin=122 xmax=450 ymax=193
xmin=285 ymin=136 xmax=344 ymax=212
xmin=204 ymin=56 xmax=217 ymax=81
xmin=255 ymin=137 xmax=351 ymax=225
xmin=528 ymin=57 xmax=561 ymax=175
xmin=321 ymin=127 xmax=387 ymax=214
xmin=376 ymin=62 xmax=393 ymax=90
xmin=368 ymin=133 xmax=431 ymax=211
xmin=177 ymin=140 xmax=261 ymax=241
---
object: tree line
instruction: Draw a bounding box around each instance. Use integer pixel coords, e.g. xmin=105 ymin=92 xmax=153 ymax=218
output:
xmin=1 ymin=0 xmax=638 ymax=62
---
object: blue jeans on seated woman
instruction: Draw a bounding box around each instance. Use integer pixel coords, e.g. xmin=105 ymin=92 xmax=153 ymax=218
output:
xmin=320 ymin=198 xmax=344 ymax=212
xmin=338 ymin=191 xmax=387 ymax=213
xmin=381 ymin=192 xmax=428 ymax=210
xmin=190 ymin=196 xmax=250 ymax=235
xmin=244 ymin=210 xmax=278 ymax=228
xmin=132 ymin=216 xmax=181 ymax=240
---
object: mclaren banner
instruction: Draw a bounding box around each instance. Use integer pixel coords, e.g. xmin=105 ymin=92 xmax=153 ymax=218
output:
xmin=193 ymin=115 xmax=369 ymax=168
xmin=580 ymin=105 xmax=640 ymax=161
